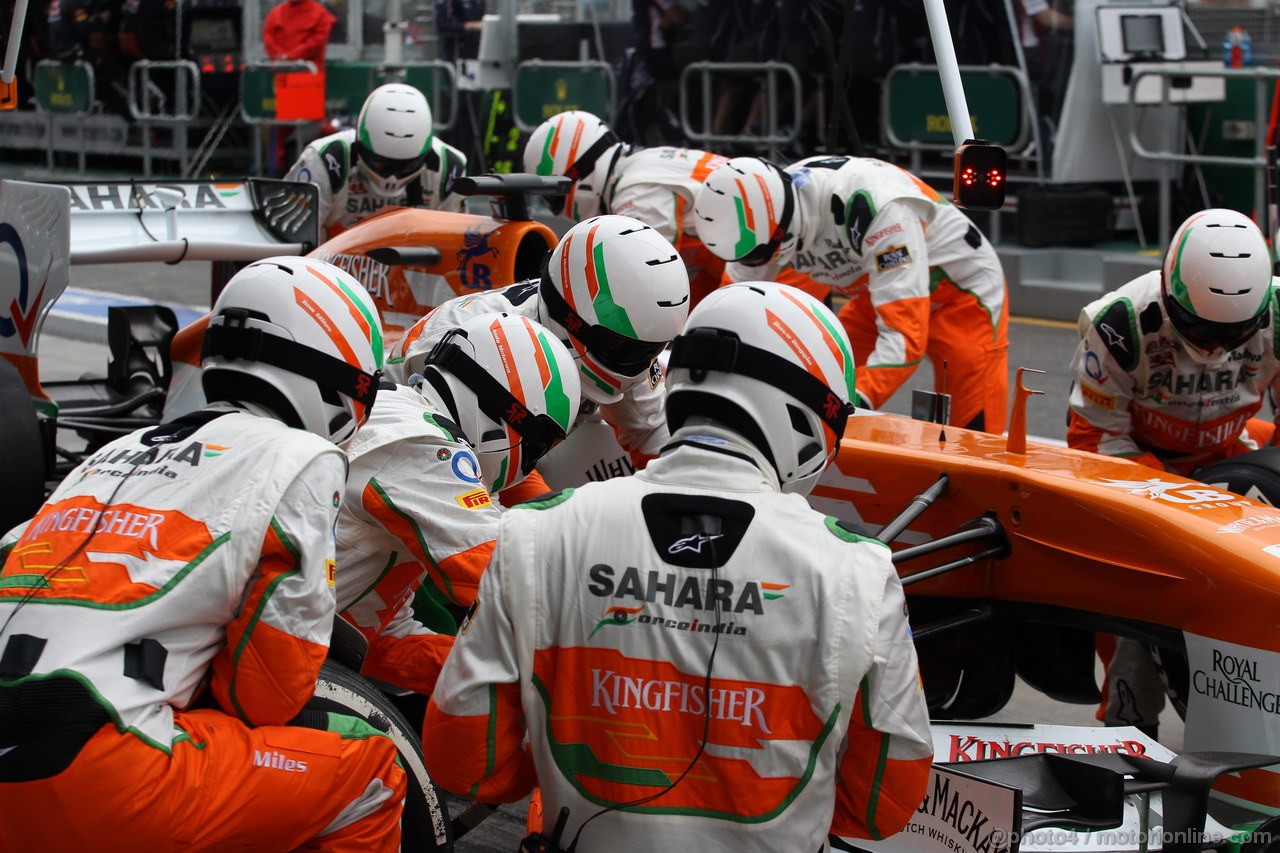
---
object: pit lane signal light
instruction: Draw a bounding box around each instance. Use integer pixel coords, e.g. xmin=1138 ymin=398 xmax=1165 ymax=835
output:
xmin=953 ymin=139 xmax=1007 ymax=211
xmin=0 ymin=76 xmax=16 ymax=112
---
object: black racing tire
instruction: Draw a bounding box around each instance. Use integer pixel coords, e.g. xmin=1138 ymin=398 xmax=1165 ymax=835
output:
xmin=0 ymin=356 xmax=46 ymax=533
xmin=311 ymin=660 xmax=453 ymax=852
xmin=1194 ymin=448 xmax=1280 ymax=506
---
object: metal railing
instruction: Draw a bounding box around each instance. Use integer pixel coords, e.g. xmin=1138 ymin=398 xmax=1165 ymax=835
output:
xmin=679 ymin=61 xmax=803 ymax=159
xmin=1126 ymin=64 xmax=1280 ymax=246
xmin=127 ymin=60 xmax=202 ymax=175
xmin=127 ymin=60 xmax=201 ymax=121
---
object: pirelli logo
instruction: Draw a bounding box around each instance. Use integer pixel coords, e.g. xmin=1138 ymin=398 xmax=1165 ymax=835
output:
xmin=455 ymin=488 xmax=493 ymax=510
xmin=325 ymin=559 xmax=337 ymax=587
xmin=1080 ymin=382 xmax=1116 ymax=410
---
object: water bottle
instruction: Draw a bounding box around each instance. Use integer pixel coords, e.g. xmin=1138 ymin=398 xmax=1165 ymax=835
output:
xmin=1224 ymin=26 xmax=1253 ymax=68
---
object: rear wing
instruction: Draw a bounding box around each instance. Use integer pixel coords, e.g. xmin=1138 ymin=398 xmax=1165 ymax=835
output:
xmin=63 ymin=178 xmax=320 ymax=264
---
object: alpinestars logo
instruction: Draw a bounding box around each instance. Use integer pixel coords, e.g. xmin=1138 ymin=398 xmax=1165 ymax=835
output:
xmin=1099 ymin=323 xmax=1128 ymax=352
xmin=667 ymin=533 xmax=722 ymax=555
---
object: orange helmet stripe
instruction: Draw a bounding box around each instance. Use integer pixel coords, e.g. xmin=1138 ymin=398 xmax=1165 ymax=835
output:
xmin=752 ymin=172 xmax=778 ymax=235
xmin=308 ymin=265 xmax=374 ymax=347
xmin=734 ymin=178 xmax=756 ymax=232
xmin=582 ymin=222 xmax=603 ymax=300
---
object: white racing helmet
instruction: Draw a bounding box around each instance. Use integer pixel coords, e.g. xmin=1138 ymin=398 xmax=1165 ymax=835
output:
xmin=1162 ymin=208 xmax=1273 ymax=359
xmin=692 ymin=156 xmax=797 ymax=268
xmin=201 ymin=257 xmax=385 ymax=448
xmin=539 ymin=215 xmax=690 ymax=404
xmin=419 ymin=312 xmax=581 ymax=492
xmin=522 ymin=110 xmax=619 ymax=220
xmin=355 ymin=83 xmax=434 ymax=198
xmin=664 ymin=281 xmax=857 ymax=496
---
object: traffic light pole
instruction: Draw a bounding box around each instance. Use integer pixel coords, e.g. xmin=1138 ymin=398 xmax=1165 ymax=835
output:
xmin=920 ymin=0 xmax=1007 ymax=210
xmin=2 ymin=0 xmax=28 ymax=85
xmin=921 ymin=0 xmax=974 ymax=147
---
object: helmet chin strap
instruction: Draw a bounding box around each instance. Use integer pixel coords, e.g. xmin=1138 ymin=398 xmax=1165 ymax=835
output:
xmin=668 ymin=327 xmax=854 ymax=437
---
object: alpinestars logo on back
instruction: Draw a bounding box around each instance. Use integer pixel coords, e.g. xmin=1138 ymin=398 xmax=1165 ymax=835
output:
xmin=668 ymin=533 xmax=722 ymax=555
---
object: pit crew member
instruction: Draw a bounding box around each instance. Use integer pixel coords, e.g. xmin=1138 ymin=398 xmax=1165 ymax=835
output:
xmin=386 ymin=215 xmax=690 ymax=485
xmin=337 ymin=312 xmax=580 ymax=695
xmin=0 ymin=258 xmax=406 ymax=851
xmin=523 ymin=109 xmax=730 ymax=305
xmin=286 ymin=82 xmax=468 ymax=238
xmin=694 ymin=155 xmax=1010 ymax=432
xmin=1068 ymin=207 xmax=1280 ymax=473
xmin=1067 ymin=208 xmax=1280 ymax=736
xmin=423 ymin=281 xmax=933 ymax=851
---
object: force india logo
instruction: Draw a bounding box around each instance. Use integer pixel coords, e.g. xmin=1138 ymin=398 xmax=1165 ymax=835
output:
xmin=1097 ymin=478 xmax=1247 ymax=509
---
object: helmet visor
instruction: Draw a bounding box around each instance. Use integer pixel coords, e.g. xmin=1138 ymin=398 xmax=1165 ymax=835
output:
xmin=539 ymin=267 xmax=667 ymax=376
xmin=736 ymin=239 xmax=783 ymax=267
xmin=354 ymin=142 xmax=427 ymax=181
xmin=1164 ymin=292 xmax=1267 ymax=354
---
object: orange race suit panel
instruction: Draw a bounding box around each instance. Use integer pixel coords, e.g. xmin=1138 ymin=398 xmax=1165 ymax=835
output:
xmin=423 ymin=427 xmax=933 ymax=852
xmin=1067 ymin=271 xmax=1280 ymax=474
xmin=602 ymin=144 xmax=730 ymax=306
xmin=386 ymin=280 xmax=670 ymax=460
xmin=0 ymin=406 xmax=405 ymax=852
xmin=337 ymin=383 xmax=499 ymax=695
xmin=287 ymin=129 xmax=469 ymax=237
xmin=725 ymin=155 xmax=1009 ymax=432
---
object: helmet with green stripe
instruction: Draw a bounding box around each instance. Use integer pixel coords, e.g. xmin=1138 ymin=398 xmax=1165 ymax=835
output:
xmin=201 ymin=256 xmax=385 ymax=449
xmin=355 ymin=83 xmax=434 ymax=199
xmin=691 ymin=156 xmax=797 ymax=268
xmin=539 ymin=215 xmax=690 ymax=404
xmin=664 ymin=281 xmax=857 ymax=496
xmin=1161 ymin=208 xmax=1273 ymax=361
xmin=521 ymin=110 xmax=619 ymax=220
xmin=419 ymin=312 xmax=581 ymax=492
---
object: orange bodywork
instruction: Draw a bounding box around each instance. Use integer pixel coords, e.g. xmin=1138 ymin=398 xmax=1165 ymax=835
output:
xmin=821 ymin=414 xmax=1280 ymax=645
xmin=307 ymin=208 xmax=558 ymax=345
xmin=818 ymin=411 xmax=1280 ymax=812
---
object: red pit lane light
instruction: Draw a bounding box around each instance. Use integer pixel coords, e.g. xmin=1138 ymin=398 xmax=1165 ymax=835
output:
xmin=953 ymin=140 xmax=1007 ymax=210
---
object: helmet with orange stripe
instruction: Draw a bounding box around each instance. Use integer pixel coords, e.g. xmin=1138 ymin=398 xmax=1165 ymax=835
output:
xmin=691 ymin=156 xmax=797 ymax=268
xmin=665 ymin=281 xmax=857 ymax=496
xmin=200 ymin=256 xmax=385 ymax=449
xmin=522 ymin=110 xmax=620 ymax=220
xmin=419 ymin=312 xmax=582 ymax=492
xmin=539 ymin=215 xmax=690 ymax=404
